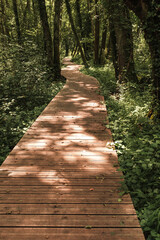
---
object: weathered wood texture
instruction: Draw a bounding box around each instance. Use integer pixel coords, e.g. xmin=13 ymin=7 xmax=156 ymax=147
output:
xmin=0 ymin=59 xmax=145 ymax=239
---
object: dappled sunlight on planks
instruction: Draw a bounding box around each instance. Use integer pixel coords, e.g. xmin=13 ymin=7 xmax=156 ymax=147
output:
xmin=0 ymin=58 xmax=145 ymax=239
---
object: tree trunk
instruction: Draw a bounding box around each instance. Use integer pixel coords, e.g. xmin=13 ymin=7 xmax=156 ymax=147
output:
xmin=53 ymin=0 xmax=62 ymax=79
xmin=72 ymin=45 xmax=78 ymax=57
xmin=23 ymin=0 xmax=31 ymax=29
xmin=5 ymin=0 xmax=9 ymax=7
xmin=109 ymin=15 xmax=119 ymax=80
xmin=111 ymin=0 xmax=138 ymax=83
xmin=94 ymin=0 xmax=100 ymax=64
xmin=12 ymin=0 xmax=21 ymax=44
xmin=65 ymin=0 xmax=88 ymax=67
xmin=65 ymin=41 xmax=69 ymax=56
xmin=99 ymin=23 xmax=107 ymax=65
xmin=85 ymin=0 xmax=93 ymax=59
xmin=1 ymin=0 xmax=10 ymax=39
xmin=124 ymin=0 xmax=160 ymax=109
xmin=75 ymin=0 xmax=82 ymax=30
xmin=37 ymin=0 xmax=53 ymax=68
xmin=75 ymin=0 xmax=87 ymax=56
xmin=106 ymin=34 xmax=111 ymax=59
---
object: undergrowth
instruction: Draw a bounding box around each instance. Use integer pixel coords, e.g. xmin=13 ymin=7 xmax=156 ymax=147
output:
xmin=82 ymin=63 xmax=160 ymax=240
xmin=0 ymin=41 xmax=64 ymax=165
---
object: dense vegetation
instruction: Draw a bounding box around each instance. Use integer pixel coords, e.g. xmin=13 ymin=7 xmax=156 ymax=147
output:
xmin=0 ymin=0 xmax=160 ymax=239
xmin=0 ymin=40 xmax=64 ymax=164
xmin=82 ymin=63 xmax=160 ymax=240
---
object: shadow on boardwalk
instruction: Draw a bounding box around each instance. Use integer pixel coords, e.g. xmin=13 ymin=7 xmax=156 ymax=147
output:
xmin=0 ymin=58 xmax=145 ymax=239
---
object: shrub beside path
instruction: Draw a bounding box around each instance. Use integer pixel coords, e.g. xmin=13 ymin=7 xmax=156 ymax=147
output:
xmin=0 ymin=58 xmax=145 ymax=239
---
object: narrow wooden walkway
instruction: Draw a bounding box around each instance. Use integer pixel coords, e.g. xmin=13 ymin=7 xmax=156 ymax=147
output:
xmin=0 ymin=58 xmax=144 ymax=239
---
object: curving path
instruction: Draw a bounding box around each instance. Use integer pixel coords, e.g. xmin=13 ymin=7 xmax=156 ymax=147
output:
xmin=0 ymin=58 xmax=145 ymax=239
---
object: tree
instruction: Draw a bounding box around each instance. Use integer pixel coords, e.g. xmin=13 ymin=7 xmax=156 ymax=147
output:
xmin=22 ymin=0 xmax=31 ymax=30
xmin=85 ymin=0 xmax=93 ymax=59
xmin=108 ymin=11 xmax=119 ymax=80
xmin=0 ymin=0 xmax=10 ymax=40
xmin=109 ymin=0 xmax=138 ymax=82
xmin=75 ymin=0 xmax=86 ymax=57
xmin=94 ymin=0 xmax=100 ymax=64
xmin=12 ymin=0 xmax=21 ymax=44
xmin=53 ymin=0 xmax=63 ymax=79
xmin=65 ymin=0 xmax=88 ymax=67
xmin=37 ymin=0 xmax=53 ymax=68
xmin=75 ymin=0 xmax=82 ymax=31
xmin=124 ymin=0 xmax=160 ymax=110
xmin=99 ymin=18 xmax=107 ymax=65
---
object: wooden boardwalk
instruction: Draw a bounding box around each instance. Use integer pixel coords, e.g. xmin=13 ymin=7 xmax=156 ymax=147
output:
xmin=0 ymin=59 xmax=145 ymax=239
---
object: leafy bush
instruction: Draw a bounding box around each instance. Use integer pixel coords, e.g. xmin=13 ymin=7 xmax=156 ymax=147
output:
xmin=0 ymin=41 xmax=64 ymax=165
xmin=82 ymin=64 xmax=160 ymax=240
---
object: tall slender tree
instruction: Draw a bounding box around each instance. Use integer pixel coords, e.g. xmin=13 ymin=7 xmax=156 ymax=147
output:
xmin=22 ymin=0 xmax=31 ymax=30
xmin=75 ymin=0 xmax=87 ymax=57
xmin=124 ymin=0 xmax=160 ymax=110
xmin=94 ymin=0 xmax=100 ymax=64
xmin=1 ymin=0 xmax=10 ymax=39
xmin=109 ymin=13 xmax=119 ymax=80
xmin=65 ymin=0 xmax=88 ymax=67
xmin=53 ymin=0 xmax=63 ymax=79
xmin=111 ymin=0 xmax=137 ymax=82
xmin=99 ymin=19 xmax=107 ymax=65
xmin=85 ymin=0 xmax=93 ymax=59
xmin=37 ymin=0 xmax=53 ymax=68
xmin=12 ymin=0 xmax=21 ymax=44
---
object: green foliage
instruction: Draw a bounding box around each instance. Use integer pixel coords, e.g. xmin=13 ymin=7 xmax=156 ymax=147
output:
xmin=82 ymin=64 xmax=160 ymax=240
xmin=0 ymin=40 xmax=64 ymax=165
xmin=71 ymin=54 xmax=83 ymax=65
xmin=131 ymin=13 xmax=152 ymax=82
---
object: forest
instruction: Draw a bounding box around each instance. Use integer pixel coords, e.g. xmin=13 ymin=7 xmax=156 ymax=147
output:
xmin=0 ymin=0 xmax=160 ymax=239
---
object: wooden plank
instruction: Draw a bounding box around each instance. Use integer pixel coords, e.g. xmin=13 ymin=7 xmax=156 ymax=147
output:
xmin=13 ymin=145 xmax=115 ymax=152
xmin=0 ymin=203 xmax=137 ymax=215
xmin=6 ymin=150 xmax=117 ymax=157
xmin=0 ymin=181 xmax=122 ymax=188
xmin=0 ymin=170 xmax=122 ymax=178
xmin=0 ymin=215 xmax=140 ymax=227
xmin=2 ymin=159 xmax=118 ymax=166
xmin=0 ymin=185 xmax=123 ymax=193
xmin=0 ymin=167 xmax=118 ymax=174
xmin=0 ymin=177 xmax=123 ymax=186
xmin=9 ymin=149 xmax=117 ymax=155
xmin=2 ymin=157 xmax=118 ymax=165
xmin=22 ymin=129 xmax=111 ymax=136
xmin=0 ymin=228 xmax=145 ymax=240
xmin=32 ymin=119 xmax=108 ymax=124
xmin=25 ymin=129 xmax=108 ymax=133
xmin=0 ymin=193 xmax=131 ymax=204
xmin=22 ymin=133 xmax=109 ymax=140
xmin=28 ymin=125 xmax=107 ymax=131
xmin=17 ymin=140 xmax=108 ymax=145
